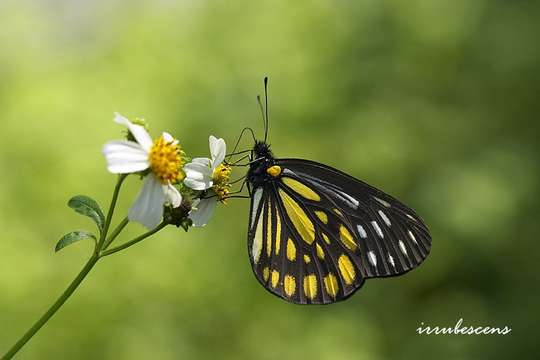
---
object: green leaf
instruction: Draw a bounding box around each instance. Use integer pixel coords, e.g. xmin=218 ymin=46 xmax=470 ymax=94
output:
xmin=55 ymin=231 xmax=96 ymax=252
xmin=68 ymin=195 xmax=105 ymax=232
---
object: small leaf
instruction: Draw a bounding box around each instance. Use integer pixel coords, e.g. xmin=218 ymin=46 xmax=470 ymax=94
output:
xmin=55 ymin=231 xmax=96 ymax=252
xmin=68 ymin=195 xmax=105 ymax=231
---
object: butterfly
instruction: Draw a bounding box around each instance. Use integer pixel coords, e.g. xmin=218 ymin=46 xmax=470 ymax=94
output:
xmin=233 ymin=78 xmax=431 ymax=305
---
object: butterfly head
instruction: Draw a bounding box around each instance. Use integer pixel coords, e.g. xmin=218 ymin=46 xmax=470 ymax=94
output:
xmin=253 ymin=140 xmax=273 ymax=159
xmin=248 ymin=141 xmax=280 ymax=186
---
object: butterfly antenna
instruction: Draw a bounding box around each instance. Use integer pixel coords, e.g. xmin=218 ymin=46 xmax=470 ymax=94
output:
xmin=263 ymin=76 xmax=269 ymax=142
xmin=227 ymin=127 xmax=256 ymax=161
xmin=256 ymin=94 xmax=265 ymax=142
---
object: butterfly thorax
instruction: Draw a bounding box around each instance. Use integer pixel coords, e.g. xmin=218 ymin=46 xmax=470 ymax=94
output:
xmin=248 ymin=141 xmax=279 ymax=186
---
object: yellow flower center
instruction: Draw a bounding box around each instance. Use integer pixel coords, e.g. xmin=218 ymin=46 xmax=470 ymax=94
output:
xmin=148 ymin=135 xmax=185 ymax=184
xmin=212 ymin=163 xmax=232 ymax=203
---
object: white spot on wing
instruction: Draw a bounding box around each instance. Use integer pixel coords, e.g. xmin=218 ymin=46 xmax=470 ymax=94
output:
xmin=368 ymin=251 xmax=377 ymax=267
xmin=282 ymin=169 xmax=296 ymax=176
xmin=371 ymin=221 xmax=384 ymax=238
xmin=399 ymin=240 xmax=408 ymax=255
xmin=388 ymin=254 xmax=395 ymax=267
xmin=406 ymin=213 xmax=416 ymax=221
xmin=378 ymin=210 xmax=391 ymax=226
xmin=333 ymin=188 xmax=359 ymax=209
xmin=250 ymin=188 xmax=263 ymax=229
xmin=357 ymin=225 xmax=367 ymax=238
xmin=374 ymin=196 xmax=391 ymax=207
xmin=408 ymin=230 xmax=418 ymax=244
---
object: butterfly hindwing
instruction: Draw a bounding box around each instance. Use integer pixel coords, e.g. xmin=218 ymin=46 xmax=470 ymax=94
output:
xmin=248 ymin=182 xmax=366 ymax=304
xmin=248 ymin=186 xmax=304 ymax=302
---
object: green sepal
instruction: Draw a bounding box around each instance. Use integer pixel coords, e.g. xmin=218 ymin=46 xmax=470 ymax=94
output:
xmin=55 ymin=231 xmax=96 ymax=252
xmin=68 ymin=195 xmax=105 ymax=232
xmin=180 ymin=218 xmax=192 ymax=232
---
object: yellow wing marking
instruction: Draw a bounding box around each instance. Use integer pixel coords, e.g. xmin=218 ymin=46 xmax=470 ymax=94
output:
xmin=339 ymin=225 xmax=357 ymax=251
xmin=282 ymin=177 xmax=320 ymax=201
xmin=324 ymin=273 xmax=339 ymax=297
xmin=284 ymin=275 xmax=296 ymax=297
xmin=338 ymin=254 xmax=356 ymax=285
xmin=303 ymin=274 xmax=318 ymax=300
xmin=266 ymin=200 xmax=272 ymax=258
xmin=275 ymin=211 xmax=281 ymax=255
xmin=315 ymin=211 xmax=328 ymax=224
xmin=271 ymin=270 xmax=280 ymax=288
xmin=286 ymin=238 xmax=296 ymax=261
xmin=316 ymin=243 xmax=325 ymax=260
xmin=322 ymin=232 xmax=331 ymax=245
xmin=262 ymin=267 xmax=269 ymax=282
xmin=278 ymin=188 xmax=315 ymax=245
xmin=303 ymin=254 xmax=311 ymax=264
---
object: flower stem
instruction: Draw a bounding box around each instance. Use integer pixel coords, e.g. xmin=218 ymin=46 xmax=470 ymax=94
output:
xmin=101 ymin=217 xmax=129 ymax=250
xmin=1 ymin=254 xmax=99 ymax=360
xmin=97 ymin=174 xmax=127 ymax=251
xmin=1 ymin=175 xmax=129 ymax=359
xmin=101 ymin=222 xmax=168 ymax=257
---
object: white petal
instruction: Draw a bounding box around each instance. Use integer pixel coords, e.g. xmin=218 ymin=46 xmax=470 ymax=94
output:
xmin=162 ymin=132 xmax=178 ymax=146
xmin=191 ymin=157 xmax=212 ymax=166
xmin=128 ymin=174 xmax=166 ymax=229
xmin=189 ymin=197 xmax=217 ymax=227
xmin=165 ymin=183 xmax=182 ymax=208
xmin=184 ymin=178 xmax=213 ymax=191
xmin=184 ymin=162 xmax=212 ymax=180
xmin=183 ymin=162 xmax=213 ymax=190
xmin=102 ymin=140 xmax=149 ymax=173
xmin=209 ymin=135 xmax=226 ymax=170
xmin=114 ymin=113 xmax=153 ymax=152
xmin=190 ymin=198 xmax=201 ymax=211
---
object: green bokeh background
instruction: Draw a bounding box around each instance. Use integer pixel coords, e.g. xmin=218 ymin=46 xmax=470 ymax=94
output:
xmin=0 ymin=1 xmax=538 ymax=359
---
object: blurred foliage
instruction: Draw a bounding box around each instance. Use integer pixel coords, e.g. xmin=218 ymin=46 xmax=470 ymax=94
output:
xmin=0 ymin=0 xmax=538 ymax=359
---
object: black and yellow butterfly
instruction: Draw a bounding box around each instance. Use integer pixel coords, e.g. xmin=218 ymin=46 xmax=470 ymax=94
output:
xmin=239 ymin=79 xmax=431 ymax=305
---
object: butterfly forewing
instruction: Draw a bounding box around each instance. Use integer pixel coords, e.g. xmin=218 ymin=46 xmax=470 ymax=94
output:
xmin=276 ymin=159 xmax=432 ymax=278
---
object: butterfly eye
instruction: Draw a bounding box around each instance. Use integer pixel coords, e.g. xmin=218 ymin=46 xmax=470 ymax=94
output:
xmin=266 ymin=165 xmax=282 ymax=177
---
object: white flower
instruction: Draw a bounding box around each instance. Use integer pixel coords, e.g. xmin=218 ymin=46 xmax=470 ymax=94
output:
xmin=183 ymin=135 xmax=226 ymax=190
xmin=188 ymin=198 xmax=216 ymax=227
xmin=102 ymin=113 xmax=184 ymax=229
xmin=184 ymin=135 xmax=230 ymax=227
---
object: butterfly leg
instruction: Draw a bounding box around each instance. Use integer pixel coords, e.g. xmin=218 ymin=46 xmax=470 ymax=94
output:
xmin=226 ymin=153 xmax=251 ymax=167
xmin=226 ymin=176 xmax=248 ymax=196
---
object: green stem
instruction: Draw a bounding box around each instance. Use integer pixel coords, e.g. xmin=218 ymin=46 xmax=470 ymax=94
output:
xmin=101 ymin=222 xmax=168 ymax=257
xmin=1 ymin=175 xmax=172 ymax=358
xmin=1 ymin=175 xmax=129 ymax=359
xmin=102 ymin=217 xmax=129 ymax=250
xmin=1 ymin=254 xmax=99 ymax=360
xmin=97 ymin=174 xmax=127 ymax=251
